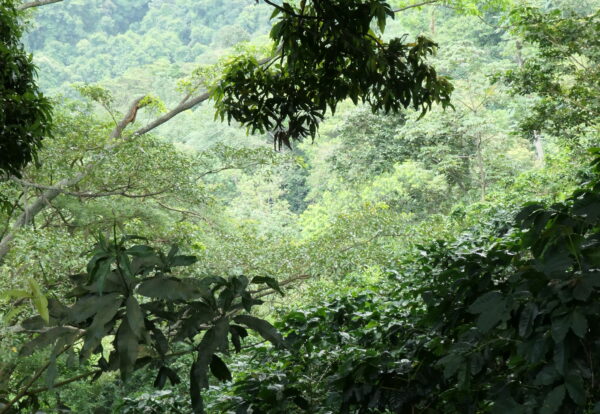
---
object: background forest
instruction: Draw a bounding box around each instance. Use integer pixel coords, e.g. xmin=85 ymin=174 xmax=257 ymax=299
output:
xmin=1 ymin=0 xmax=600 ymax=412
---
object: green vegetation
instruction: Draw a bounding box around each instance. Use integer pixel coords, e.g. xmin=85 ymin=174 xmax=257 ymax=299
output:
xmin=1 ymin=0 xmax=599 ymax=413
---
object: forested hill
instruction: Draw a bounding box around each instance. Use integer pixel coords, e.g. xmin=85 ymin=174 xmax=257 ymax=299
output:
xmin=24 ymin=0 xmax=272 ymax=91
xmin=1 ymin=0 xmax=600 ymax=413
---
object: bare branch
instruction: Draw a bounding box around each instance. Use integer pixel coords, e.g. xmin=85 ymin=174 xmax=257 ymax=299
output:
xmin=17 ymin=0 xmax=63 ymax=10
xmin=393 ymin=0 xmax=440 ymax=13
xmin=12 ymin=178 xmax=169 ymax=199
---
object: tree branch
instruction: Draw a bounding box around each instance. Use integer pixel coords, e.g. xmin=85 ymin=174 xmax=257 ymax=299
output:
xmin=17 ymin=0 xmax=63 ymax=10
xmin=393 ymin=0 xmax=440 ymax=13
xmin=11 ymin=178 xmax=169 ymax=199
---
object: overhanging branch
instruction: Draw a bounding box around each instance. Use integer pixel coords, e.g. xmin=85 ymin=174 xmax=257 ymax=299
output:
xmin=17 ymin=0 xmax=63 ymax=10
xmin=393 ymin=0 xmax=440 ymax=13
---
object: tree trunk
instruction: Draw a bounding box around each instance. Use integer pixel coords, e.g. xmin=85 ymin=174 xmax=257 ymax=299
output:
xmin=533 ymin=130 xmax=545 ymax=167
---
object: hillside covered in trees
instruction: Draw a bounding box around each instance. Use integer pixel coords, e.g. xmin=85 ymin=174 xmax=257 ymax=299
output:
xmin=1 ymin=0 xmax=599 ymax=412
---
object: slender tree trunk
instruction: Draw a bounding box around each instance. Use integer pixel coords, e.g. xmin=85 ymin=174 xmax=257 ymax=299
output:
xmin=515 ymin=40 xmax=524 ymax=67
xmin=430 ymin=9 xmax=436 ymax=35
xmin=533 ymin=130 xmax=545 ymax=167
xmin=475 ymin=134 xmax=486 ymax=201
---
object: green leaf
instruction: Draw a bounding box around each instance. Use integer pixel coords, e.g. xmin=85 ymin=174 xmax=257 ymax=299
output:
xmin=88 ymin=294 xmax=122 ymax=332
xmin=229 ymin=325 xmax=248 ymax=353
xmin=89 ymin=258 xmax=112 ymax=295
xmin=570 ymin=310 xmax=587 ymax=338
xmin=534 ymin=365 xmax=560 ymax=386
xmin=126 ymin=296 xmax=146 ymax=341
xmin=0 ymin=289 xmax=30 ymax=301
xmin=573 ymin=277 xmax=593 ymax=301
xmin=154 ymin=370 xmax=167 ymax=389
xmin=565 ymin=371 xmax=586 ymax=405
xmin=251 ymin=276 xmax=284 ymax=295
xmin=125 ymin=245 xmax=155 ymax=256
xmin=137 ymin=277 xmax=203 ymax=301
xmin=468 ymin=291 xmax=503 ymax=314
xmin=233 ymin=315 xmax=283 ymax=347
xmin=551 ymin=314 xmax=570 ymax=343
xmin=45 ymin=355 xmax=57 ymax=390
xmin=540 ymin=384 xmax=565 ymax=414
xmin=68 ymin=293 xmax=122 ymax=324
xmin=170 ymin=255 xmax=197 ymax=267
xmin=28 ymin=278 xmax=49 ymax=323
xmin=491 ymin=396 xmax=524 ymax=414
xmin=190 ymin=361 xmax=205 ymax=414
xmin=209 ymin=354 xmax=232 ymax=382
xmin=189 ymin=318 xmax=229 ymax=413
xmin=518 ymin=302 xmax=538 ymax=338
xmin=116 ymin=318 xmax=139 ymax=381
xmin=20 ymin=326 xmax=80 ymax=356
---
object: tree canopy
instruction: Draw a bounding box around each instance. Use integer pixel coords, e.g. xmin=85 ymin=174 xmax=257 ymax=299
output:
xmin=1 ymin=0 xmax=599 ymax=413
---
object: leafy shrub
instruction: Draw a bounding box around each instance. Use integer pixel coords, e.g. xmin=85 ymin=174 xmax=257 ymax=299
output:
xmin=217 ymin=149 xmax=600 ymax=413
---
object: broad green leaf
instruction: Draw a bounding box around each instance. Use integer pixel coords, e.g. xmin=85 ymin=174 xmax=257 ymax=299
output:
xmin=20 ymin=326 xmax=80 ymax=356
xmin=468 ymin=291 xmax=503 ymax=314
xmin=116 ymin=318 xmax=139 ymax=381
xmin=566 ymin=371 xmax=586 ymax=405
xmin=251 ymin=276 xmax=284 ymax=295
xmin=28 ymin=278 xmax=49 ymax=323
xmin=518 ymin=302 xmax=538 ymax=338
xmin=573 ymin=278 xmax=593 ymax=301
xmin=3 ymin=305 xmax=27 ymax=325
xmin=540 ymin=384 xmax=565 ymax=414
xmin=170 ymin=255 xmax=197 ymax=267
xmin=126 ymin=296 xmax=146 ymax=341
xmin=45 ymin=355 xmax=57 ymax=390
xmin=125 ymin=245 xmax=155 ymax=256
xmin=0 ymin=289 xmax=30 ymax=301
xmin=233 ymin=315 xmax=283 ymax=347
xmin=137 ymin=277 xmax=203 ymax=301
xmin=189 ymin=318 xmax=229 ymax=413
xmin=534 ymin=365 xmax=560 ymax=386
xmin=68 ymin=293 xmax=122 ymax=324
xmin=491 ymin=396 xmax=524 ymax=414
xmin=209 ymin=354 xmax=232 ymax=382
xmin=570 ymin=310 xmax=587 ymax=338
xmin=551 ymin=315 xmax=570 ymax=343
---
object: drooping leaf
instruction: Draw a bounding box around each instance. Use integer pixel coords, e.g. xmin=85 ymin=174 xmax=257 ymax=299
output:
xmin=251 ymin=276 xmax=284 ymax=295
xmin=116 ymin=318 xmax=139 ymax=381
xmin=126 ymin=296 xmax=146 ymax=341
xmin=210 ymin=354 xmax=232 ymax=382
xmin=518 ymin=302 xmax=538 ymax=338
xmin=28 ymin=278 xmax=49 ymax=323
xmin=67 ymin=293 xmax=122 ymax=324
xmin=189 ymin=318 xmax=229 ymax=413
xmin=20 ymin=326 xmax=80 ymax=356
xmin=570 ymin=310 xmax=587 ymax=338
xmin=551 ymin=314 xmax=570 ymax=343
xmin=565 ymin=371 xmax=586 ymax=405
xmin=540 ymin=384 xmax=565 ymax=414
xmin=170 ymin=255 xmax=197 ymax=267
xmin=137 ymin=277 xmax=203 ymax=301
xmin=233 ymin=315 xmax=284 ymax=347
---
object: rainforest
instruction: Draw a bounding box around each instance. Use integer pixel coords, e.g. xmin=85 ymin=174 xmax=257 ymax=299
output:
xmin=1 ymin=0 xmax=600 ymax=412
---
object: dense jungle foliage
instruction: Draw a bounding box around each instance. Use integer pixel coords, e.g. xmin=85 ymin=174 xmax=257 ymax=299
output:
xmin=1 ymin=0 xmax=599 ymax=413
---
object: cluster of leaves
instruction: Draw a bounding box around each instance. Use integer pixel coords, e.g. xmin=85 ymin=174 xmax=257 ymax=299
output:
xmin=500 ymin=6 xmax=600 ymax=139
xmin=212 ymin=0 xmax=453 ymax=147
xmin=215 ymin=148 xmax=600 ymax=413
xmin=0 ymin=0 xmax=52 ymax=177
xmin=7 ymin=234 xmax=285 ymax=414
